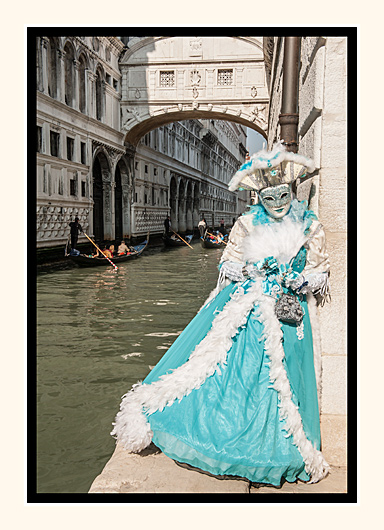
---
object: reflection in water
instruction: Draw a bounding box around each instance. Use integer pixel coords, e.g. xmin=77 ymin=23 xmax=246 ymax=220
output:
xmin=36 ymin=243 xmax=222 ymax=493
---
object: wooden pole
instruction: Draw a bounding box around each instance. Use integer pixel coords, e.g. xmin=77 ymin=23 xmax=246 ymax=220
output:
xmin=83 ymin=232 xmax=118 ymax=270
xmin=206 ymin=232 xmax=227 ymax=245
xmin=171 ymin=230 xmax=193 ymax=249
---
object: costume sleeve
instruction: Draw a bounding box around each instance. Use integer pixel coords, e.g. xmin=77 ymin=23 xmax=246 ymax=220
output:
xmin=217 ymin=218 xmax=249 ymax=283
xmin=288 ymin=221 xmax=331 ymax=302
xmin=303 ymin=221 xmax=330 ymax=276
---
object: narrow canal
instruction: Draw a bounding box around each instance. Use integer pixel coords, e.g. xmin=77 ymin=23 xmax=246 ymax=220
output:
xmin=36 ymin=240 xmax=223 ymax=493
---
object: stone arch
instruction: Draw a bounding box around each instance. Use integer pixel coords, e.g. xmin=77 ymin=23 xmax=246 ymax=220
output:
xmin=114 ymin=156 xmax=131 ymax=241
xmin=120 ymin=36 xmax=269 ymax=146
xmin=124 ymin=110 xmax=267 ymax=147
xmin=92 ymin=149 xmax=111 ymax=242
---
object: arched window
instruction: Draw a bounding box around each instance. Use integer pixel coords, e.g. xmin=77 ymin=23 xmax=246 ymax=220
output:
xmin=95 ymin=69 xmax=103 ymax=121
xmin=47 ymin=38 xmax=58 ymax=99
xmin=64 ymin=42 xmax=75 ymax=107
xmin=78 ymin=54 xmax=87 ymax=114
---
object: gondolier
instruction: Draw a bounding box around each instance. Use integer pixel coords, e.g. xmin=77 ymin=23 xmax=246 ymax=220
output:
xmin=164 ymin=215 xmax=171 ymax=236
xmin=198 ymin=218 xmax=207 ymax=238
xmin=69 ymin=217 xmax=83 ymax=250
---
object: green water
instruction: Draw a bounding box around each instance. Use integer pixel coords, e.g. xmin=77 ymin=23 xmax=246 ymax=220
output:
xmin=36 ymin=241 xmax=223 ymax=493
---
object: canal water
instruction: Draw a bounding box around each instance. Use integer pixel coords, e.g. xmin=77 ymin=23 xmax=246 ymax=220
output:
xmin=36 ymin=241 xmax=223 ymax=493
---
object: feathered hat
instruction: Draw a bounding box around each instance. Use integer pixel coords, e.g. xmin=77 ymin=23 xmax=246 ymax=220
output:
xmin=228 ymin=141 xmax=315 ymax=192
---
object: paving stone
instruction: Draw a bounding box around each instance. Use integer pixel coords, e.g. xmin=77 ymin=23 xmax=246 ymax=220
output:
xmin=89 ymin=443 xmax=250 ymax=494
xmin=250 ymin=466 xmax=347 ymax=493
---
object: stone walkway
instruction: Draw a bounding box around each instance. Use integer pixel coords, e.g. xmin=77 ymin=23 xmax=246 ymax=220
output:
xmin=89 ymin=444 xmax=347 ymax=494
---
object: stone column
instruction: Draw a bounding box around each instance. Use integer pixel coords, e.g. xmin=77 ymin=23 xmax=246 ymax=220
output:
xmin=102 ymin=178 xmax=113 ymax=240
xmin=186 ymin=206 xmax=193 ymax=231
xmin=110 ymin=180 xmax=116 ymax=239
xmin=172 ymin=195 xmax=179 ymax=233
xmin=73 ymin=59 xmax=80 ymax=111
xmin=57 ymin=49 xmax=66 ymax=104
xmin=101 ymin=81 xmax=107 ymax=123
xmin=178 ymin=196 xmax=186 ymax=232
xmin=122 ymin=185 xmax=131 ymax=239
xmin=87 ymin=71 xmax=96 ymax=119
xmin=40 ymin=37 xmax=49 ymax=94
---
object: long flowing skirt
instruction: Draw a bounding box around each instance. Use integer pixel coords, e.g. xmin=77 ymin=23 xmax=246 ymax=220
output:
xmin=142 ymin=281 xmax=320 ymax=486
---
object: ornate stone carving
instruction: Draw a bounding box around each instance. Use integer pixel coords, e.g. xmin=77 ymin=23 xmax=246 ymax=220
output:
xmin=190 ymin=69 xmax=201 ymax=86
xmin=189 ymin=38 xmax=202 ymax=57
xmin=192 ymin=87 xmax=199 ymax=99
xmin=178 ymin=103 xmax=183 ymax=111
xmin=251 ymin=86 xmax=258 ymax=98
xmin=92 ymin=37 xmax=99 ymax=52
xmin=135 ymin=89 xmax=141 ymax=99
xmin=122 ymin=107 xmax=142 ymax=127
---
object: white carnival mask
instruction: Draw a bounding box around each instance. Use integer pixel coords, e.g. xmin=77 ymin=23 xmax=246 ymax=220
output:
xmin=259 ymin=183 xmax=292 ymax=219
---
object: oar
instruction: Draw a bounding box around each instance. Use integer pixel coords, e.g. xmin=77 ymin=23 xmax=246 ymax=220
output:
xmin=206 ymin=232 xmax=227 ymax=245
xmin=83 ymin=232 xmax=118 ymax=271
xmin=171 ymin=229 xmax=193 ymax=249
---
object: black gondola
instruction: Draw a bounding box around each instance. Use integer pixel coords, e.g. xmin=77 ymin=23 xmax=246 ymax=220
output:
xmin=162 ymin=234 xmax=193 ymax=247
xmin=201 ymin=237 xmax=226 ymax=249
xmin=68 ymin=238 xmax=148 ymax=267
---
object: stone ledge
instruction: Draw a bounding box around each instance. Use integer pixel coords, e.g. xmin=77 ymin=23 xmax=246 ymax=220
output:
xmin=89 ymin=443 xmax=250 ymax=493
xmin=250 ymin=466 xmax=347 ymax=493
xmin=89 ymin=443 xmax=348 ymax=494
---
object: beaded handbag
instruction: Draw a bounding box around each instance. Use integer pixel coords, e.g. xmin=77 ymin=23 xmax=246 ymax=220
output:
xmin=275 ymin=293 xmax=304 ymax=324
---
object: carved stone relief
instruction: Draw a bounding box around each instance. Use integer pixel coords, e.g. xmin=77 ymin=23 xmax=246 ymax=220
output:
xmin=189 ymin=38 xmax=202 ymax=57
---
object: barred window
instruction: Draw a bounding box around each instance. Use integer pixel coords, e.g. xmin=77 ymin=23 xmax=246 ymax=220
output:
xmin=70 ymin=179 xmax=76 ymax=196
xmin=217 ymin=69 xmax=233 ymax=86
xmin=50 ymin=131 xmax=60 ymax=158
xmin=67 ymin=137 xmax=74 ymax=161
xmin=37 ymin=126 xmax=42 ymax=153
xmin=81 ymin=142 xmax=86 ymax=164
xmin=160 ymin=71 xmax=175 ymax=87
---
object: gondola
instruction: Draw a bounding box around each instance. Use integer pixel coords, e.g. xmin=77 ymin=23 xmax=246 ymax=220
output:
xmin=162 ymin=234 xmax=193 ymax=247
xmin=201 ymin=237 xmax=226 ymax=249
xmin=68 ymin=238 xmax=149 ymax=267
xmin=201 ymin=231 xmax=228 ymax=249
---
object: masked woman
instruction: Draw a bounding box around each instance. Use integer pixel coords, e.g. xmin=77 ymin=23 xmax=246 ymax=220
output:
xmin=112 ymin=142 xmax=331 ymax=486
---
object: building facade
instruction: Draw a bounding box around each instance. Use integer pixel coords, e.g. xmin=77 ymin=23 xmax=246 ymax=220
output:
xmin=264 ymin=36 xmax=348 ymax=469
xmin=133 ymin=119 xmax=248 ymax=235
xmin=36 ymin=36 xmax=249 ymax=249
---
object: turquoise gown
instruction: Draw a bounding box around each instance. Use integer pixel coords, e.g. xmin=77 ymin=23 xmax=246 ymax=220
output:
xmin=142 ymin=248 xmax=320 ymax=486
xmin=112 ymin=201 xmax=327 ymax=486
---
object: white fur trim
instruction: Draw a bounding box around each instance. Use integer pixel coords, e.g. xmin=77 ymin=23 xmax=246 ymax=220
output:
xmin=112 ymin=277 xmax=329 ymax=482
xmin=306 ymin=293 xmax=322 ymax=409
xmin=255 ymin=288 xmax=329 ymax=483
xmin=111 ymin=282 xmax=261 ymax=452
xmin=242 ymin=216 xmax=308 ymax=266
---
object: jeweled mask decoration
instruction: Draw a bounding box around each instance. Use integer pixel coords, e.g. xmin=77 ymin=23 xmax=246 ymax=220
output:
xmin=259 ymin=183 xmax=292 ymax=219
